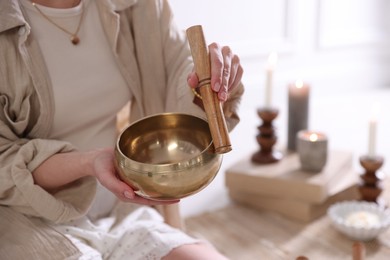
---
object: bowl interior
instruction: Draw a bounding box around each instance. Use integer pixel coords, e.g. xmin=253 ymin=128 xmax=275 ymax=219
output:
xmin=327 ymin=200 xmax=390 ymax=241
xmin=118 ymin=113 xmax=213 ymax=165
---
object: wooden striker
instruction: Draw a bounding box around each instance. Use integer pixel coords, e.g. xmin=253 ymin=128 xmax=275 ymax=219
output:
xmin=186 ymin=25 xmax=232 ymax=154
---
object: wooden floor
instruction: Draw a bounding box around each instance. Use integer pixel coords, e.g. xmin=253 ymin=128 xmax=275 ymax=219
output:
xmin=184 ymin=202 xmax=390 ymax=260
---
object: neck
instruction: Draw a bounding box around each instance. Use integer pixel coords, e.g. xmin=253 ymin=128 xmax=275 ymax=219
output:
xmin=31 ymin=0 xmax=81 ymax=8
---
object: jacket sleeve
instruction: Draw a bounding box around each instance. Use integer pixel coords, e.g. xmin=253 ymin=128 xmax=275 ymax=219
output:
xmin=159 ymin=0 xmax=244 ymax=131
xmin=0 ymin=87 xmax=96 ymax=224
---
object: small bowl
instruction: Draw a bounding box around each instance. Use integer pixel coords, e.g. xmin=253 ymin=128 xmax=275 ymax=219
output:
xmin=114 ymin=113 xmax=223 ymax=201
xmin=327 ymin=200 xmax=390 ymax=241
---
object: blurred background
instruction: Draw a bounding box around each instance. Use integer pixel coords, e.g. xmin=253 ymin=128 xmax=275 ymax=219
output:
xmin=168 ymin=0 xmax=390 ymax=217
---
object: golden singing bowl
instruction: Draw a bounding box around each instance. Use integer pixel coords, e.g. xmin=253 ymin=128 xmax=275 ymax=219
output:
xmin=114 ymin=113 xmax=223 ymax=201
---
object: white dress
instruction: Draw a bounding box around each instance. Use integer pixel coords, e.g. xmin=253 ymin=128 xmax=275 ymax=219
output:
xmin=21 ymin=1 xmax=200 ymax=259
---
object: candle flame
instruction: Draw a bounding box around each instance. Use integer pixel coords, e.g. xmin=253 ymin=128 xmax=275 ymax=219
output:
xmin=309 ymin=133 xmax=318 ymax=142
xmin=295 ymin=80 xmax=304 ymax=89
xmin=370 ymin=102 xmax=380 ymax=122
xmin=267 ymin=52 xmax=278 ymax=68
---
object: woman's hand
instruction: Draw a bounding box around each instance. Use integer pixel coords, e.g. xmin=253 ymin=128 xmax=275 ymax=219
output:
xmin=187 ymin=43 xmax=243 ymax=101
xmin=33 ymin=147 xmax=178 ymax=205
xmin=91 ymin=148 xmax=179 ymax=206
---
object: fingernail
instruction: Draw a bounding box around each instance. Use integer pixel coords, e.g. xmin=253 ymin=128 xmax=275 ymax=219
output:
xmin=124 ymin=191 xmax=134 ymax=199
xmin=213 ymin=82 xmax=221 ymax=92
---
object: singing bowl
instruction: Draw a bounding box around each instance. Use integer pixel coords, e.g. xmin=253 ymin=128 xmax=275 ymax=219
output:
xmin=114 ymin=113 xmax=223 ymax=201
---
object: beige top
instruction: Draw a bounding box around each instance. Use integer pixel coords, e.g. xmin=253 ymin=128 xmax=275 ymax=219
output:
xmin=0 ymin=0 xmax=244 ymax=258
xmin=22 ymin=0 xmax=131 ymax=151
xmin=21 ymin=0 xmax=131 ymax=219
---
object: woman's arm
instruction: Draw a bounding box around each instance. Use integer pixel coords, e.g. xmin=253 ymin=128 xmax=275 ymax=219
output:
xmin=32 ymin=148 xmax=178 ymax=205
xmin=32 ymin=150 xmax=94 ymax=191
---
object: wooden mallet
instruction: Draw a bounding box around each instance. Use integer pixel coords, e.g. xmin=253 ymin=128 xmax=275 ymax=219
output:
xmin=186 ymin=25 xmax=232 ymax=154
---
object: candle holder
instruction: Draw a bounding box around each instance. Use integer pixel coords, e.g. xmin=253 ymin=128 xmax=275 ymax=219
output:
xmin=358 ymin=155 xmax=385 ymax=204
xmin=251 ymin=107 xmax=283 ymax=164
xmin=296 ymin=130 xmax=328 ymax=172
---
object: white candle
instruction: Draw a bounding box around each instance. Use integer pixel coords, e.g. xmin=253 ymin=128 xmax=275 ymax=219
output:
xmin=265 ymin=52 xmax=278 ymax=107
xmin=368 ymin=104 xmax=379 ymax=157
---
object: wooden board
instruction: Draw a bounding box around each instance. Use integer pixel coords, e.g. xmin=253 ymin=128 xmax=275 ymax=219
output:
xmin=225 ymin=150 xmax=353 ymax=203
xmin=184 ymin=179 xmax=390 ymax=260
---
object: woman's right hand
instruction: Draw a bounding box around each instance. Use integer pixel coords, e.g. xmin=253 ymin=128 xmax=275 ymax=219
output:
xmin=90 ymin=148 xmax=179 ymax=206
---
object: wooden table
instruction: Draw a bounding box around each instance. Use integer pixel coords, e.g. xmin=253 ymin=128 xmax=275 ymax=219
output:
xmin=184 ymin=180 xmax=390 ymax=260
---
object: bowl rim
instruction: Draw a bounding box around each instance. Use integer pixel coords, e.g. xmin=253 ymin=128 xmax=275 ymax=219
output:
xmin=115 ymin=112 xmax=221 ymax=173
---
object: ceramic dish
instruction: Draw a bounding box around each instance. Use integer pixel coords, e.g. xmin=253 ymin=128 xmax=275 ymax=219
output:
xmin=327 ymin=200 xmax=390 ymax=241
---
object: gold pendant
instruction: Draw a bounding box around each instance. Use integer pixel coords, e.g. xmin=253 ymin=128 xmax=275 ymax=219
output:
xmin=71 ymin=35 xmax=80 ymax=45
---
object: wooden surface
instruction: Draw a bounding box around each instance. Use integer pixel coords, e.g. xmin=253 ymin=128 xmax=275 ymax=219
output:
xmin=184 ymin=180 xmax=390 ymax=260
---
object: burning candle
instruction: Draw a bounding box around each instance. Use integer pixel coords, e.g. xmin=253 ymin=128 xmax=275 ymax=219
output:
xmin=297 ymin=130 xmax=328 ymax=172
xmin=287 ymin=80 xmax=310 ymax=151
xmin=309 ymin=133 xmax=318 ymax=142
xmin=264 ymin=52 xmax=278 ymax=107
xmin=368 ymin=103 xmax=379 ymax=157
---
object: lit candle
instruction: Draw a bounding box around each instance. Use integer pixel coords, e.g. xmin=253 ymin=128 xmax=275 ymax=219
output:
xmin=368 ymin=104 xmax=379 ymax=157
xmin=287 ymin=80 xmax=310 ymax=151
xmin=346 ymin=211 xmax=380 ymax=228
xmin=309 ymin=133 xmax=318 ymax=142
xmin=265 ymin=52 xmax=278 ymax=107
xmin=297 ymin=130 xmax=328 ymax=172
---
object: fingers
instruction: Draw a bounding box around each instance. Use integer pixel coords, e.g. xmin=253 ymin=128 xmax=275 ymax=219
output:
xmin=100 ymin=170 xmax=180 ymax=205
xmin=220 ymin=46 xmax=232 ymax=101
xmin=127 ymin=196 xmax=180 ymax=206
xmin=209 ymin=43 xmax=225 ymax=100
xmin=208 ymin=43 xmax=242 ymax=101
xmin=98 ymin=167 xmax=135 ymax=200
xmin=187 ymin=71 xmax=199 ymax=89
xmin=92 ymin=148 xmax=180 ymax=206
xmin=91 ymin=148 xmax=135 ymax=200
xmin=99 ymin=168 xmax=180 ymax=205
xmin=118 ymin=178 xmax=180 ymax=205
xmin=228 ymin=55 xmax=242 ymax=91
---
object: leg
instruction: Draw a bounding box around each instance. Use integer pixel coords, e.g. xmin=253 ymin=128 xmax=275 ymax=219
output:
xmin=162 ymin=242 xmax=229 ymax=260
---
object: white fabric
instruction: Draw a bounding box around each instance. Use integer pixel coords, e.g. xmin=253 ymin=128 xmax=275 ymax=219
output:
xmin=20 ymin=1 xmax=200 ymax=259
xmin=55 ymin=203 xmax=200 ymax=260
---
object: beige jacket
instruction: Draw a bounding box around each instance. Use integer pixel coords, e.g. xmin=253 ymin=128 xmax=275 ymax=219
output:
xmin=0 ymin=0 xmax=243 ymax=258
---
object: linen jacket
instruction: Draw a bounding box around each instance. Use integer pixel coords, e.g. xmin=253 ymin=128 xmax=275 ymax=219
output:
xmin=0 ymin=0 xmax=243 ymax=258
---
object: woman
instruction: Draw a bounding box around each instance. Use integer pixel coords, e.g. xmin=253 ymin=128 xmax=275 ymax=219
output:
xmin=0 ymin=0 xmax=244 ymax=259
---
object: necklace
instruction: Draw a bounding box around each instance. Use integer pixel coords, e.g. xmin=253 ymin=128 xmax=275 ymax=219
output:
xmin=31 ymin=1 xmax=85 ymax=45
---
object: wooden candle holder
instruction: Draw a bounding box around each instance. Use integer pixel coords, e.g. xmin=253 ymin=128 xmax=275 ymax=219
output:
xmin=358 ymin=155 xmax=384 ymax=203
xmin=251 ymin=107 xmax=283 ymax=164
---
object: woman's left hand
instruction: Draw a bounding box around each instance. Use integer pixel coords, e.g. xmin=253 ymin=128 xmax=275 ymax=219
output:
xmin=187 ymin=43 xmax=243 ymax=102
